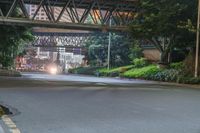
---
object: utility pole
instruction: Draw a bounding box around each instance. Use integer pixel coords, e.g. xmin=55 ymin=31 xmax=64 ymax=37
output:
xmin=195 ymin=0 xmax=200 ymax=77
xmin=107 ymin=18 xmax=111 ymax=70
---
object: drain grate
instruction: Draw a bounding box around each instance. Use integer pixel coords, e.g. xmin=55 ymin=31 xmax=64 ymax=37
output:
xmin=0 ymin=105 xmax=12 ymax=117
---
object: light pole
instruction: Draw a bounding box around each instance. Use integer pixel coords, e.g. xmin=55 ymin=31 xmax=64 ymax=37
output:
xmin=107 ymin=18 xmax=112 ymax=70
xmin=195 ymin=0 xmax=200 ymax=77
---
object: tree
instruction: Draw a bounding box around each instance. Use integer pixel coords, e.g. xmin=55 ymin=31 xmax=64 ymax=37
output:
xmin=0 ymin=5 xmax=33 ymax=68
xmin=85 ymin=33 xmax=131 ymax=67
xmin=128 ymin=40 xmax=143 ymax=61
xmin=130 ymin=0 xmax=197 ymax=64
xmin=0 ymin=26 xmax=33 ymax=68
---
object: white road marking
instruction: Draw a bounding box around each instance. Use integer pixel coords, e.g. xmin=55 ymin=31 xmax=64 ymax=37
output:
xmin=1 ymin=115 xmax=21 ymax=133
xmin=0 ymin=125 xmax=5 ymax=133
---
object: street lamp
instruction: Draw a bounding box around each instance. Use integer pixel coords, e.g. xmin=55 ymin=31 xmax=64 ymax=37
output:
xmin=107 ymin=18 xmax=112 ymax=70
xmin=195 ymin=0 xmax=200 ymax=77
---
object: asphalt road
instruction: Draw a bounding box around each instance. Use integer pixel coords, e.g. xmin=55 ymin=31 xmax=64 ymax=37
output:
xmin=0 ymin=73 xmax=200 ymax=133
xmin=21 ymin=72 xmax=149 ymax=84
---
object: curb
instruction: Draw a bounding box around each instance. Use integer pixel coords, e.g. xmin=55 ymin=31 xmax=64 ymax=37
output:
xmin=19 ymin=73 xmax=200 ymax=89
xmin=112 ymin=77 xmax=200 ymax=89
xmin=157 ymin=81 xmax=200 ymax=89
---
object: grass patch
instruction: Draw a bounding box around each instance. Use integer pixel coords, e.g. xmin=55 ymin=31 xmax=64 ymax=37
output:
xmin=98 ymin=65 xmax=134 ymax=77
xmin=122 ymin=65 xmax=161 ymax=79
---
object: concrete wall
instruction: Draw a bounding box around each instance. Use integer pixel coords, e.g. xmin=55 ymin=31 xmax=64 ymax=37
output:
xmin=143 ymin=49 xmax=161 ymax=61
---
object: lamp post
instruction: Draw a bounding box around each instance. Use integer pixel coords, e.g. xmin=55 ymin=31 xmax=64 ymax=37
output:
xmin=107 ymin=18 xmax=112 ymax=70
xmin=195 ymin=0 xmax=200 ymax=77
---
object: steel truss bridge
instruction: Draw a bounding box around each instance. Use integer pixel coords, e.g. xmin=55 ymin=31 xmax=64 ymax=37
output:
xmin=31 ymin=28 xmax=130 ymax=55
xmin=33 ymin=32 xmax=106 ymax=47
xmin=0 ymin=0 xmax=138 ymax=31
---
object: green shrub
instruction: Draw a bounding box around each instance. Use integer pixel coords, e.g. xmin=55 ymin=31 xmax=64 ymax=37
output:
xmin=98 ymin=68 xmax=110 ymax=76
xmin=0 ymin=55 xmax=13 ymax=68
xmin=98 ymin=65 xmax=133 ymax=77
xmin=123 ymin=65 xmax=160 ymax=79
xmin=0 ymin=69 xmax=21 ymax=77
xmin=132 ymin=58 xmax=149 ymax=68
xmin=68 ymin=67 xmax=102 ymax=75
xmin=177 ymin=76 xmax=200 ymax=84
xmin=119 ymin=67 xmax=129 ymax=73
xmin=68 ymin=68 xmax=74 ymax=73
xmin=170 ymin=62 xmax=184 ymax=70
xmin=129 ymin=40 xmax=143 ymax=61
xmin=109 ymin=71 xmax=120 ymax=77
xmin=148 ymin=69 xmax=181 ymax=82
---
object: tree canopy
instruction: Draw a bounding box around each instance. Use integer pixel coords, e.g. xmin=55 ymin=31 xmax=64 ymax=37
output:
xmin=0 ymin=5 xmax=33 ymax=68
xmin=85 ymin=33 xmax=131 ymax=67
xmin=130 ymin=0 xmax=197 ymax=63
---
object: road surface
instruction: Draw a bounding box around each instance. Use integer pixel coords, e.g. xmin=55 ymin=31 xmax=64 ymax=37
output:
xmin=21 ymin=72 xmax=150 ymax=84
xmin=0 ymin=73 xmax=200 ymax=133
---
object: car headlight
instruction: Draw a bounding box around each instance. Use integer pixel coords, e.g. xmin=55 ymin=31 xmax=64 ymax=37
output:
xmin=49 ymin=67 xmax=57 ymax=75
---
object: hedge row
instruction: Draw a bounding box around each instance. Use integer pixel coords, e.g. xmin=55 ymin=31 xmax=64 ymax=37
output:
xmin=98 ymin=65 xmax=134 ymax=77
xmin=68 ymin=61 xmax=200 ymax=84
xmin=0 ymin=69 xmax=21 ymax=77
xmin=68 ymin=67 xmax=103 ymax=75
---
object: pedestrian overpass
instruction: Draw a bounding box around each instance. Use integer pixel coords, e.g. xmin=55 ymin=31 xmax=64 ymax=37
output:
xmin=32 ymin=27 xmax=129 ymax=54
xmin=32 ymin=28 xmax=101 ymax=54
xmin=0 ymin=0 xmax=136 ymax=68
xmin=0 ymin=0 xmax=138 ymax=31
